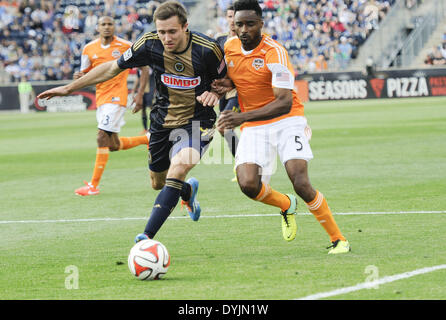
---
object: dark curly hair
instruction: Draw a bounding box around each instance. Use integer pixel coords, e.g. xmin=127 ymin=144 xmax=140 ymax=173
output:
xmin=233 ymin=0 xmax=262 ymax=18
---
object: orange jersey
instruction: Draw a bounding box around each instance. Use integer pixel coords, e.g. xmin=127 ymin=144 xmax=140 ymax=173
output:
xmin=224 ymin=35 xmax=304 ymax=128
xmin=80 ymin=36 xmax=132 ymax=107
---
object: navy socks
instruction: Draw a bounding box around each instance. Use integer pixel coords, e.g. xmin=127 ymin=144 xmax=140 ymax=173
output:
xmin=144 ymin=179 xmax=192 ymax=238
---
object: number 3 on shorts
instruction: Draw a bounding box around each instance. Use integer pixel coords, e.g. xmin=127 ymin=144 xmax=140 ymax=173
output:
xmin=295 ymin=136 xmax=303 ymax=151
xmin=102 ymin=115 xmax=110 ymax=126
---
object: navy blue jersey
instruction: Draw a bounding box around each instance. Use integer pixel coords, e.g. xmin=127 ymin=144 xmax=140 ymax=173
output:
xmin=215 ymin=32 xmax=239 ymax=113
xmin=215 ymin=32 xmax=228 ymax=51
xmin=117 ymin=30 xmax=226 ymax=131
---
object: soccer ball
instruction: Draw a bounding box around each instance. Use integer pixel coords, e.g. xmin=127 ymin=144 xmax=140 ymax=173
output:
xmin=128 ymin=239 xmax=170 ymax=280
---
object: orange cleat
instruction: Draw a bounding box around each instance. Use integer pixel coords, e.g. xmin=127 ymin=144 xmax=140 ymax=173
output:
xmin=75 ymin=181 xmax=100 ymax=196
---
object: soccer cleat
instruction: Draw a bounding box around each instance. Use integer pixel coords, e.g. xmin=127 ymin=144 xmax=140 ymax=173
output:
xmin=280 ymin=194 xmax=298 ymax=241
xmin=181 ymin=177 xmax=201 ymax=221
xmin=75 ymin=181 xmax=99 ymax=196
xmin=327 ymin=240 xmax=351 ymax=254
xmin=134 ymin=233 xmax=149 ymax=243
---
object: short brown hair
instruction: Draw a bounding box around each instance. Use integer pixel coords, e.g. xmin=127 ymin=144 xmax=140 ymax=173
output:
xmin=154 ymin=1 xmax=188 ymax=26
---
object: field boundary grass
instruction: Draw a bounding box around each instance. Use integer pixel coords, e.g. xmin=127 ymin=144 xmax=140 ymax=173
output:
xmin=296 ymin=264 xmax=446 ymax=300
xmin=1 ymin=210 xmax=445 ymax=224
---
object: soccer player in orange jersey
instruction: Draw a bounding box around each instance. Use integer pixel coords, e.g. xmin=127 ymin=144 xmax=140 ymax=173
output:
xmin=73 ymin=16 xmax=150 ymax=196
xmin=214 ymin=0 xmax=350 ymax=254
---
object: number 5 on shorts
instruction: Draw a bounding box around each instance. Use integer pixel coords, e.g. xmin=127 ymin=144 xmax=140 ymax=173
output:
xmin=295 ymin=136 xmax=303 ymax=151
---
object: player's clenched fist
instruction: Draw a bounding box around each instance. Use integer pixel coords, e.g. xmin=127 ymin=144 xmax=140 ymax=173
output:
xmin=196 ymin=91 xmax=219 ymax=107
xmin=211 ymin=78 xmax=234 ymax=95
xmin=217 ymin=110 xmax=245 ymax=130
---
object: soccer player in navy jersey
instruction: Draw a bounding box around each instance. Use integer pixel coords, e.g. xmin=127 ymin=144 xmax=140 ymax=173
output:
xmin=37 ymin=1 xmax=227 ymax=241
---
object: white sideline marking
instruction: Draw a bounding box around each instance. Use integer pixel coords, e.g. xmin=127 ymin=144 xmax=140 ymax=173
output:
xmin=296 ymin=264 xmax=446 ymax=300
xmin=0 ymin=210 xmax=445 ymax=224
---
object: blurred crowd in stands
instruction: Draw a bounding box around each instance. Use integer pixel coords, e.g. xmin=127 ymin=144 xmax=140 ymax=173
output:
xmin=0 ymin=0 xmax=162 ymax=83
xmin=1 ymin=0 xmax=443 ymax=84
xmin=211 ymin=0 xmax=397 ymax=74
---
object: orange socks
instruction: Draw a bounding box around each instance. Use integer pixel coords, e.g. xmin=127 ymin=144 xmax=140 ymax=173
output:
xmin=119 ymin=135 xmax=149 ymax=150
xmin=306 ymin=190 xmax=345 ymax=242
xmin=89 ymin=136 xmax=149 ymax=189
xmin=254 ymin=183 xmax=291 ymax=212
xmin=91 ymin=147 xmax=109 ymax=188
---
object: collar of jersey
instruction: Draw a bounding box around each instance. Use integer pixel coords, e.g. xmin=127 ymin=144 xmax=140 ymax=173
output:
xmin=100 ymin=35 xmax=115 ymax=49
xmin=240 ymin=35 xmax=265 ymax=56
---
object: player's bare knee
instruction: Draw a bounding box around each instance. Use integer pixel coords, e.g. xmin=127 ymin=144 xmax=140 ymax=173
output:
xmin=238 ymin=177 xmax=261 ymax=199
xmin=96 ymin=132 xmax=108 ymax=147
xmin=292 ymin=180 xmax=315 ymax=202
xmin=151 ymin=180 xmax=165 ymax=190
xmin=109 ymin=143 xmax=120 ymax=152
xmin=167 ymin=163 xmax=192 ymax=182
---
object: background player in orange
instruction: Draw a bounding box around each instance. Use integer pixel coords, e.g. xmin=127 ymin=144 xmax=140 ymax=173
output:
xmin=74 ymin=16 xmax=150 ymax=196
xmin=214 ymin=0 xmax=350 ymax=254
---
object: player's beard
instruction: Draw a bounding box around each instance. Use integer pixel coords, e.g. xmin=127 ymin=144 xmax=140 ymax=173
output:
xmin=240 ymin=32 xmax=261 ymax=51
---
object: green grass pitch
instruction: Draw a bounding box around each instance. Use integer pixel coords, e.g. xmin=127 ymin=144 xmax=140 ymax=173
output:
xmin=0 ymin=97 xmax=445 ymax=300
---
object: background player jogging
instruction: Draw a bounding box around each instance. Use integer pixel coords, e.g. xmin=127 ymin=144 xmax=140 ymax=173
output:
xmin=214 ymin=0 xmax=351 ymax=254
xmin=73 ymin=16 xmax=150 ymax=196
xmin=37 ymin=1 xmax=226 ymax=243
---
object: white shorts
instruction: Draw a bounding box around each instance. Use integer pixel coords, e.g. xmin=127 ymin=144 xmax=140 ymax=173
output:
xmin=96 ymin=103 xmax=127 ymax=133
xmin=235 ymin=116 xmax=313 ymax=180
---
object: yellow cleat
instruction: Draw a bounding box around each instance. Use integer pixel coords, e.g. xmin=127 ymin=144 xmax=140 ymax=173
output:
xmin=280 ymin=194 xmax=297 ymax=241
xmin=327 ymin=240 xmax=351 ymax=254
xmin=231 ymin=164 xmax=237 ymax=182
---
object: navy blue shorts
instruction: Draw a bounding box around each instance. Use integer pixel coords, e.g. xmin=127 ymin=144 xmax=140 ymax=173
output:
xmin=148 ymin=122 xmax=214 ymax=173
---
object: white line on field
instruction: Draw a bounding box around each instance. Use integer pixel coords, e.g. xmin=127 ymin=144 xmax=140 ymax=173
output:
xmin=0 ymin=210 xmax=445 ymax=224
xmin=296 ymin=264 xmax=446 ymax=300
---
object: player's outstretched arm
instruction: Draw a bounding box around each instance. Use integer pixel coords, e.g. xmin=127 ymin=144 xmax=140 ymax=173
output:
xmin=37 ymin=60 xmax=124 ymax=100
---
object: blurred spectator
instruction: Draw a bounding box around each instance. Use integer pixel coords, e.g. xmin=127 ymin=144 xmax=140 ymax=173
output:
xmin=405 ymin=0 xmax=423 ymax=9
xmin=62 ymin=5 xmax=81 ymax=34
xmin=441 ymin=41 xmax=446 ymax=60
xmin=425 ymin=45 xmax=446 ymax=65
xmin=363 ymin=0 xmax=380 ymax=30
xmin=338 ymin=36 xmax=353 ymax=68
xmin=127 ymin=7 xmax=139 ymax=24
xmin=0 ymin=61 xmax=11 ymax=83
xmin=84 ymin=10 xmax=99 ymax=36
xmin=365 ymin=56 xmax=376 ymax=77
xmin=18 ymin=72 xmax=35 ymax=113
xmin=45 ymin=67 xmax=58 ymax=81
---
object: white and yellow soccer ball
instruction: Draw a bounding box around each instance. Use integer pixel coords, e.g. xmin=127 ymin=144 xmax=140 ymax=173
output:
xmin=128 ymin=239 xmax=170 ymax=280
